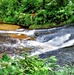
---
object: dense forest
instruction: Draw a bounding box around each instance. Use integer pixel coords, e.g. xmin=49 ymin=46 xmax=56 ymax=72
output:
xmin=0 ymin=0 xmax=74 ymax=28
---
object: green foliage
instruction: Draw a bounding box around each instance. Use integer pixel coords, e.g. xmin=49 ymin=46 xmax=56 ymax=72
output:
xmin=25 ymin=14 xmax=32 ymax=26
xmin=34 ymin=10 xmax=47 ymax=25
xmin=0 ymin=54 xmax=58 ymax=75
xmin=0 ymin=54 xmax=74 ymax=75
xmin=0 ymin=0 xmax=74 ymax=28
xmin=21 ymin=0 xmax=41 ymax=13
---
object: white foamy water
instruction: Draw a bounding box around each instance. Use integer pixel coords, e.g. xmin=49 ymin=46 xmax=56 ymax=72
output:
xmin=0 ymin=25 xmax=74 ymax=56
xmin=20 ymin=40 xmax=58 ymax=56
xmin=0 ymin=29 xmax=35 ymax=36
xmin=19 ymin=33 xmax=72 ymax=56
xmin=46 ymin=34 xmax=71 ymax=46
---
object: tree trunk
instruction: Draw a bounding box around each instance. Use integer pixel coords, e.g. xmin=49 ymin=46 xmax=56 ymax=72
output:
xmin=42 ymin=0 xmax=45 ymax=9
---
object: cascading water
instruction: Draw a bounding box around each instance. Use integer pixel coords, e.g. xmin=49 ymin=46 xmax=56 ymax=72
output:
xmin=0 ymin=24 xmax=74 ymax=65
xmin=29 ymin=25 xmax=74 ymax=56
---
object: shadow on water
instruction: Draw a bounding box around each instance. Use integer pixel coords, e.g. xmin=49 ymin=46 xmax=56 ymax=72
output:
xmin=39 ymin=46 xmax=74 ymax=66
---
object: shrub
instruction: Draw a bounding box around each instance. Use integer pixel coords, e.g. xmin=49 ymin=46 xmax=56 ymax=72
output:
xmin=0 ymin=0 xmax=74 ymax=28
xmin=0 ymin=54 xmax=59 ymax=75
xmin=0 ymin=54 xmax=74 ymax=75
xmin=34 ymin=10 xmax=47 ymax=25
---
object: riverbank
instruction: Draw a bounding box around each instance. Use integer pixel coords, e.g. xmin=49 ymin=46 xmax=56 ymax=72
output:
xmin=0 ymin=23 xmax=74 ymax=66
xmin=0 ymin=0 xmax=74 ymax=30
xmin=0 ymin=22 xmax=72 ymax=30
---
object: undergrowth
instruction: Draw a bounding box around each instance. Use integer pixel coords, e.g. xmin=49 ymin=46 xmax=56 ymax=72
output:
xmin=0 ymin=54 xmax=74 ymax=75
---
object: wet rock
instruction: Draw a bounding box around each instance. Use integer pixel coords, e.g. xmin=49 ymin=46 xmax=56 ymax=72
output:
xmin=0 ymin=34 xmax=35 ymax=56
xmin=0 ymin=24 xmax=20 ymax=30
xmin=39 ymin=46 xmax=74 ymax=66
xmin=9 ymin=34 xmax=35 ymax=40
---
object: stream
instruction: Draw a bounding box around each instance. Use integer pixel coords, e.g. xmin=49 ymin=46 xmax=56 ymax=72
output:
xmin=0 ymin=24 xmax=74 ymax=66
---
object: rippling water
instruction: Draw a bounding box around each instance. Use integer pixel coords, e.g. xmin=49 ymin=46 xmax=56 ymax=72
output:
xmin=0 ymin=24 xmax=74 ymax=65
